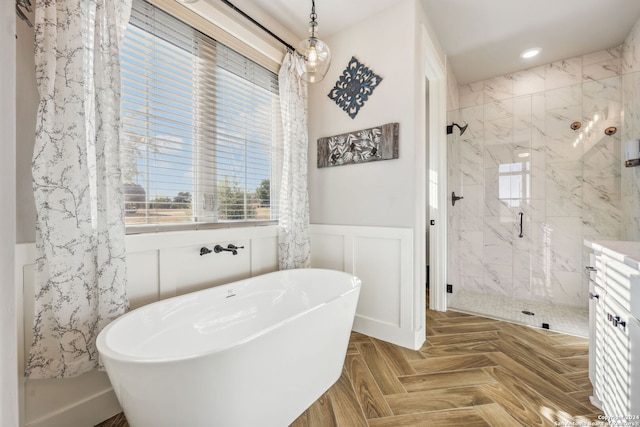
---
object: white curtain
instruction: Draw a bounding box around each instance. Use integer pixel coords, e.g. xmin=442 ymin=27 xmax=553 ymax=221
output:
xmin=27 ymin=0 xmax=132 ymax=379
xmin=278 ymin=52 xmax=311 ymax=269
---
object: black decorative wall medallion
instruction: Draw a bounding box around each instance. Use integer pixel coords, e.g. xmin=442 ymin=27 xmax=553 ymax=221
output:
xmin=328 ymin=56 xmax=382 ymax=119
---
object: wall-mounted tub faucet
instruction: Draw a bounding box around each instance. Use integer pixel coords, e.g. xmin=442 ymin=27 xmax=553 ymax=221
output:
xmin=200 ymin=247 xmax=213 ymax=256
xmin=214 ymin=244 xmax=245 ymax=256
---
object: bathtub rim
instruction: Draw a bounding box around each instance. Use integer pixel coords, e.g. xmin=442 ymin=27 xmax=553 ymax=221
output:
xmin=97 ymin=268 xmax=361 ymax=364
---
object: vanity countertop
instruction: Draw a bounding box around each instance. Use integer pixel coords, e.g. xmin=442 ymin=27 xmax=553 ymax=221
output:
xmin=585 ymin=240 xmax=640 ymax=271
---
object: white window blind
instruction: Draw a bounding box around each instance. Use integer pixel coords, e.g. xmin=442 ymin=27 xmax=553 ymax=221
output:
xmin=121 ymin=0 xmax=281 ymax=232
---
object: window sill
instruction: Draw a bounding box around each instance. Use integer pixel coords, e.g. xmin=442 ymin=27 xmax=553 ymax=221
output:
xmin=126 ymin=220 xmax=278 ymax=235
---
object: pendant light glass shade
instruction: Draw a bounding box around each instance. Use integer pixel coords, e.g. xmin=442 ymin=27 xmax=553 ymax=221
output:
xmin=296 ymin=1 xmax=331 ymax=83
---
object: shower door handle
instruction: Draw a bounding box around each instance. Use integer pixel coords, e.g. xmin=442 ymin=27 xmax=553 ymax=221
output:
xmin=518 ymin=212 xmax=524 ymax=238
xmin=452 ymin=192 xmax=463 ymax=206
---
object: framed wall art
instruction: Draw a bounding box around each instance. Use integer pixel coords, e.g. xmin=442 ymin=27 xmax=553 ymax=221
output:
xmin=317 ymin=122 xmax=399 ymax=168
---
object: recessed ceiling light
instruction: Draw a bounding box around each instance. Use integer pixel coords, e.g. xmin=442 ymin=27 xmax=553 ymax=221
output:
xmin=520 ymin=47 xmax=542 ymax=59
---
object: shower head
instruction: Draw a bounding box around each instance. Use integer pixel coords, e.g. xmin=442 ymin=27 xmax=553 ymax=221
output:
xmin=447 ymin=122 xmax=468 ymax=136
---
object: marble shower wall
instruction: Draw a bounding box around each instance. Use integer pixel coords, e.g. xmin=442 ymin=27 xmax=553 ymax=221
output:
xmin=448 ymin=46 xmax=631 ymax=308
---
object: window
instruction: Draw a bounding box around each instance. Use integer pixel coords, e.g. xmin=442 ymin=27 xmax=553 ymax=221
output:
xmin=498 ymin=157 xmax=530 ymax=209
xmin=121 ymin=0 xmax=281 ymax=231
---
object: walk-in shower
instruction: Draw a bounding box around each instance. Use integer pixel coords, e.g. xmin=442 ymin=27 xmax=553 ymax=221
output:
xmin=446 ymin=53 xmax=628 ymax=337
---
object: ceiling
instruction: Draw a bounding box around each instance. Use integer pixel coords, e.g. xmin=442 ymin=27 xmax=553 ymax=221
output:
xmin=231 ymin=0 xmax=640 ymax=85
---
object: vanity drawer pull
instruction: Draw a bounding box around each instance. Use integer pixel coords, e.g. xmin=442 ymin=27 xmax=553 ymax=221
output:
xmin=612 ymin=315 xmax=627 ymax=330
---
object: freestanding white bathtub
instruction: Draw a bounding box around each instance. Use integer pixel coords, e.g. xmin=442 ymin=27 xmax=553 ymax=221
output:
xmin=97 ymin=268 xmax=361 ymax=427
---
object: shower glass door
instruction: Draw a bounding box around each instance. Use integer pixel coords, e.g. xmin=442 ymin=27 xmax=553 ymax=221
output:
xmin=447 ymin=60 xmax=623 ymax=336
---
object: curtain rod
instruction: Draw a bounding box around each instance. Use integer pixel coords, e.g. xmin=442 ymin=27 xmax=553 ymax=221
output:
xmin=219 ymin=0 xmax=296 ymax=53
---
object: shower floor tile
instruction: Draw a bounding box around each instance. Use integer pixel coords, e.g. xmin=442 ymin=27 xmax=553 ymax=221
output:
xmin=448 ymin=289 xmax=589 ymax=337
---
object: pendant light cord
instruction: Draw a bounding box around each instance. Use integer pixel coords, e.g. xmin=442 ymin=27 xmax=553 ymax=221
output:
xmin=220 ymin=0 xmax=296 ymax=52
xmin=310 ymin=0 xmax=317 ymax=23
xmin=309 ymin=0 xmax=317 ymax=38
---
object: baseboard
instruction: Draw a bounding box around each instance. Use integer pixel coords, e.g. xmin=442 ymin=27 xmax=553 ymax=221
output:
xmin=27 ymin=388 xmax=120 ymax=427
xmin=353 ymin=315 xmax=424 ymax=351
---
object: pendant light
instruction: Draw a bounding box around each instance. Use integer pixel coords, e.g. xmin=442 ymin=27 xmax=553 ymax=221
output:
xmin=296 ymin=0 xmax=331 ymax=83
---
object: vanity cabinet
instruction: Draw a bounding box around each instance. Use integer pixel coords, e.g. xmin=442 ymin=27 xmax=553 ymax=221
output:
xmin=602 ymin=295 xmax=640 ymax=416
xmin=586 ymin=241 xmax=640 ymax=416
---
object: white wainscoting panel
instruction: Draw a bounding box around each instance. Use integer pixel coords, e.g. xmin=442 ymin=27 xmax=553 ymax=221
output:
xmin=126 ymin=250 xmax=159 ymax=309
xmin=310 ymin=233 xmax=345 ymax=271
xmin=161 ymin=239 xmax=252 ymax=297
xmin=250 ymin=235 xmax=279 ymax=276
xmin=17 ymin=225 xmax=278 ymax=427
xmin=310 ymin=224 xmax=420 ymax=350
xmin=353 ymin=236 xmax=402 ymax=327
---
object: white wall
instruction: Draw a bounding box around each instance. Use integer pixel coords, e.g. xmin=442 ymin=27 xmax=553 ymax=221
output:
xmin=2 ymin=4 xmax=18 ymax=427
xmin=308 ymin=2 xmax=418 ymax=228
xmin=307 ymin=0 xmax=448 ymax=347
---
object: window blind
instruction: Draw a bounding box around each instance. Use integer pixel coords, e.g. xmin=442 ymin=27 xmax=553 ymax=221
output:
xmin=121 ymin=0 xmax=281 ymax=232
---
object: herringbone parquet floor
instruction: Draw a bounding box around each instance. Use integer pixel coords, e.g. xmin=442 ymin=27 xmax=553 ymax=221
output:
xmin=96 ymin=306 xmax=604 ymax=427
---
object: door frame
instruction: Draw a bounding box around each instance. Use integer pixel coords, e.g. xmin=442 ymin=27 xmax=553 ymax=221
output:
xmin=422 ymin=24 xmax=447 ymax=313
